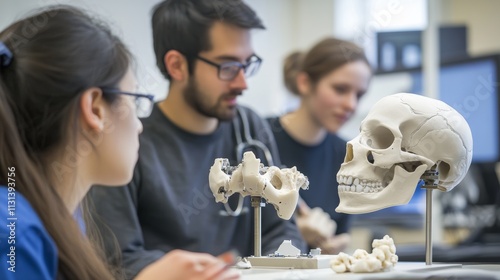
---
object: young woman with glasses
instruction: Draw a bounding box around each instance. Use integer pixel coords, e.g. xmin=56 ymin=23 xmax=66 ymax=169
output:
xmin=0 ymin=5 xmax=238 ymax=280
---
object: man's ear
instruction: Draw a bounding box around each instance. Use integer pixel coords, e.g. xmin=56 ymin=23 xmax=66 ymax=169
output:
xmin=80 ymin=87 xmax=106 ymax=132
xmin=164 ymin=50 xmax=189 ymax=81
xmin=296 ymin=72 xmax=312 ymax=97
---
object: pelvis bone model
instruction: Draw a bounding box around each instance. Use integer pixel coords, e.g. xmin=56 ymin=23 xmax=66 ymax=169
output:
xmin=209 ymin=151 xmax=309 ymax=219
xmin=337 ymin=93 xmax=473 ymax=214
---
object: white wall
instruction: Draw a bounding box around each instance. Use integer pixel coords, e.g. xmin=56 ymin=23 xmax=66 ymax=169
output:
xmin=243 ymin=0 xmax=342 ymax=116
xmin=2 ymin=0 xmax=500 ymax=120
xmin=0 ymin=0 xmax=341 ymax=118
xmin=440 ymin=0 xmax=500 ymax=56
xmin=0 ymin=0 xmax=168 ymax=98
xmin=238 ymin=0 xmax=298 ymax=117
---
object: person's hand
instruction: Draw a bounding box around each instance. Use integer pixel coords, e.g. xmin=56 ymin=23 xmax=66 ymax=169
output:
xmin=295 ymin=199 xmax=336 ymax=248
xmin=318 ymin=233 xmax=351 ymax=255
xmin=134 ymin=249 xmax=241 ymax=280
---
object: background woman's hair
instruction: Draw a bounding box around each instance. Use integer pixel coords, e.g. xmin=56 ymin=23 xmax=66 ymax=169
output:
xmin=283 ymin=51 xmax=304 ymax=96
xmin=0 ymin=5 xmax=131 ymax=279
xmin=283 ymin=37 xmax=370 ymax=96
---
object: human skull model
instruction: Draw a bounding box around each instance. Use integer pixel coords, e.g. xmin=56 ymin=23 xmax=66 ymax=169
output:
xmin=337 ymin=93 xmax=473 ymax=214
xmin=209 ymin=152 xmax=309 ymax=219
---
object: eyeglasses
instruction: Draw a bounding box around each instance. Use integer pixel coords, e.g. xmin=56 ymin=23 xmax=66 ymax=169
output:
xmin=101 ymin=88 xmax=155 ymax=118
xmin=195 ymin=55 xmax=262 ymax=81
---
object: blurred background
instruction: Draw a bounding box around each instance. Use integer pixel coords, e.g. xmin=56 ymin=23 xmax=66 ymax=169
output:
xmin=1 ymin=0 xmax=499 ymax=262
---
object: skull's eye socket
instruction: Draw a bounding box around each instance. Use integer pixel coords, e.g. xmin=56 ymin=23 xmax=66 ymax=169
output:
xmin=365 ymin=126 xmax=395 ymax=149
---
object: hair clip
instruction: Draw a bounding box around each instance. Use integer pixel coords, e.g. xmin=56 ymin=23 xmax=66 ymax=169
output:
xmin=0 ymin=42 xmax=13 ymax=67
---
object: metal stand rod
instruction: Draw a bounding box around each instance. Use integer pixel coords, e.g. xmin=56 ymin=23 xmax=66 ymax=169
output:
xmin=251 ymin=196 xmax=264 ymax=257
xmin=425 ymin=188 xmax=433 ymax=266
xmin=421 ymin=169 xmax=439 ymax=266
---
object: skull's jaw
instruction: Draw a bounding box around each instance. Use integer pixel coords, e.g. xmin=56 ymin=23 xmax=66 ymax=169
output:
xmin=336 ymin=165 xmax=427 ymax=214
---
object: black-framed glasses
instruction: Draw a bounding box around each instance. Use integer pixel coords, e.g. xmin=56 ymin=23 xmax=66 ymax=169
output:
xmin=196 ymin=54 xmax=262 ymax=81
xmin=101 ymin=88 xmax=155 ymax=118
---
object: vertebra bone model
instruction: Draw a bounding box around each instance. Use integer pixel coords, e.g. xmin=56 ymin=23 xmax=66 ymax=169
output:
xmin=331 ymin=235 xmax=398 ymax=273
xmin=209 ymin=151 xmax=309 ymax=219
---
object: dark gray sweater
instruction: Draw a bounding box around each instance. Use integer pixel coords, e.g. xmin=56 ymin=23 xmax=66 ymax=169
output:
xmin=89 ymin=105 xmax=306 ymax=279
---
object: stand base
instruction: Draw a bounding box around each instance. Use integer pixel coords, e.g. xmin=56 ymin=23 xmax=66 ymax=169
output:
xmin=247 ymin=255 xmax=335 ymax=269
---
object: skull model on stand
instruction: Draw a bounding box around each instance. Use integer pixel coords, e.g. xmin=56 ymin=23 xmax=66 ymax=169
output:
xmin=336 ymin=93 xmax=473 ymax=214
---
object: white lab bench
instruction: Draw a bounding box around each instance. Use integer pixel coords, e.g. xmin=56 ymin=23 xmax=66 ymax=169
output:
xmin=239 ymin=262 xmax=500 ymax=280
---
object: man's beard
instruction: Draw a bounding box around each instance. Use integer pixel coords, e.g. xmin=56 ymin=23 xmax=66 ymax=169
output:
xmin=183 ymin=78 xmax=241 ymax=121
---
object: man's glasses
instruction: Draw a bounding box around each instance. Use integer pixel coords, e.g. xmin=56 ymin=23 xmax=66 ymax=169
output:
xmin=196 ymin=55 xmax=262 ymax=81
xmin=101 ymin=88 xmax=155 ymax=118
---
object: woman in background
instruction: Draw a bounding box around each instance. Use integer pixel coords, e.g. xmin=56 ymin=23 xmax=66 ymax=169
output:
xmin=0 ymin=6 xmax=238 ymax=280
xmin=268 ymin=37 xmax=372 ymax=254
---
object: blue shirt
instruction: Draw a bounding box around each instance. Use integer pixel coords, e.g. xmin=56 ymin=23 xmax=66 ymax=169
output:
xmin=267 ymin=117 xmax=352 ymax=234
xmin=0 ymin=186 xmax=57 ymax=279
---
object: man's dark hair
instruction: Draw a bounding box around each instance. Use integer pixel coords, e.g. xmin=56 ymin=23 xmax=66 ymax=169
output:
xmin=152 ymin=0 xmax=265 ymax=80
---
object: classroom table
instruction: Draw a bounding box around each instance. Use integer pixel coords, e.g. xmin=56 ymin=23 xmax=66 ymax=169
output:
xmin=238 ymin=262 xmax=500 ymax=280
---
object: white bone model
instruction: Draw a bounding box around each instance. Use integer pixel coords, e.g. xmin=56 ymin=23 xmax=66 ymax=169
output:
xmin=209 ymin=151 xmax=309 ymax=219
xmin=331 ymin=235 xmax=398 ymax=273
xmin=336 ymin=93 xmax=473 ymax=214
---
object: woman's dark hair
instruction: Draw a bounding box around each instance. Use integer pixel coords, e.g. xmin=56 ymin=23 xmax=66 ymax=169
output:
xmin=284 ymin=38 xmax=371 ymax=96
xmin=152 ymin=0 xmax=265 ymax=80
xmin=283 ymin=51 xmax=305 ymax=95
xmin=0 ymin=5 xmax=131 ymax=279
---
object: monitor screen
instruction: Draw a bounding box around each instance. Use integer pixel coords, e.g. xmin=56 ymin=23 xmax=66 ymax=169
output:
xmin=409 ymin=56 xmax=499 ymax=163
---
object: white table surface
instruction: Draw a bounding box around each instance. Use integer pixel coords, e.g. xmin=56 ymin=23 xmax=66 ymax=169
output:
xmin=239 ymin=262 xmax=500 ymax=280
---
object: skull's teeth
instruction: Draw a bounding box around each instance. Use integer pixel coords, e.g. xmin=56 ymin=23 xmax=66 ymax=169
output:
xmin=338 ymin=184 xmax=383 ymax=193
xmin=337 ymin=175 xmax=383 ymax=193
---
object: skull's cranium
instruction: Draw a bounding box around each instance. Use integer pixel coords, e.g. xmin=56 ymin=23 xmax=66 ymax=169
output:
xmin=336 ymin=93 xmax=473 ymax=214
xmin=209 ymin=152 xmax=309 ymax=219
